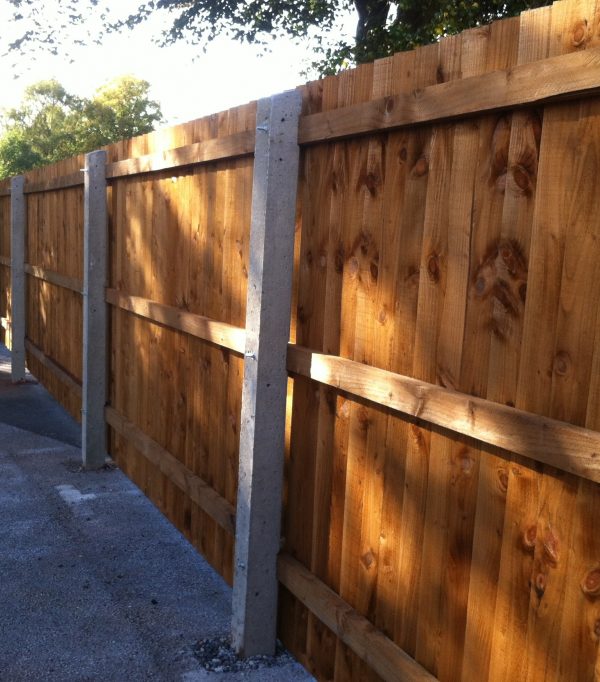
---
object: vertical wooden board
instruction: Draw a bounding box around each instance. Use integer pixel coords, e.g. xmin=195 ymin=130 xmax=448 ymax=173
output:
xmin=220 ymin=110 xmax=253 ymax=580
xmin=449 ymin=16 xmax=522 ymax=681
xmin=392 ymin=36 xmax=457 ymax=672
xmin=546 ymin=100 xmax=600 ymax=682
xmin=412 ymin=27 xmax=497 ymax=681
xmin=476 ymin=10 xmax=550 ymax=681
xmin=329 ymin=61 xmax=381 ymax=682
xmin=363 ymin=49 xmax=432 ymax=654
xmin=298 ymin=78 xmax=342 ymax=674
xmin=373 ymin=41 xmax=440 ymax=663
xmin=339 ymin=56 xmax=399 ymax=682
xmin=495 ymin=2 xmax=600 ymax=680
xmin=282 ymin=72 xmax=342 ymax=671
xmin=186 ymin=159 xmax=219 ymax=577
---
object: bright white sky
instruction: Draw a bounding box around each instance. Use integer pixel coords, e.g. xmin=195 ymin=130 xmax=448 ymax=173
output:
xmin=0 ymin=0 xmax=356 ymax=126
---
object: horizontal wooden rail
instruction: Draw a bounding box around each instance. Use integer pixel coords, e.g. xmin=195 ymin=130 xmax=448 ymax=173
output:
xmin=25 ymin=264 xmax=83 ymax=294
xmin=0 ymin=255 xmax=10 ymax=267
xmin=24 ymin=339 xmax=82 ymax=398
xmin=24 ymin=171 xmax=84 ymax=194
xmin=106 ymin=289 xmax=246 ymax=354
xmin=106 ymin=406 xmax=236 ymax=534
xmin=287 ymin=345 xmax=600 ymax=484
xmin=0 ymin=188 xmax=11 ymax=197
xmin=106 ymin=129 xmax=255 ymax=179
xmin=278 ymin=554 xmax=435 ymax=681
xmin=299 ymin=46 xmax=600 ymax=144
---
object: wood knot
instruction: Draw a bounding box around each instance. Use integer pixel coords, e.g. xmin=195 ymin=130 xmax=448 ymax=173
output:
xmin=361 ymin=549 xmax=376 ymax=570
xmin=406 ymin=266 xmax=419 ymax=286
xmin=427 ymin=253 xmax=440 ymax=283
xmin=572 ymin=20 xmax=587 ymax=46
xmin=475 ymin=275 xmax=489 ymax=297
xmin=497 ymin=467 xmax=509 ymax=493
xmin=384 ymin=97 xmax=395 ymax=114
xmin=594 ymin=620 xmax=600 ymax=639
xmin=458 ymin=449 xmax=474 ymax=475
xmin=365 ymin=172 xmax=381 ymax=197
xmin=543 ymin=527 xmax=559 ymax=566
xmin=378 ymin=307 xmax=387 ymax=325
xmin=399 ymin=147 xmax=408 ymax=162
xmin=357 ymin=407 xmax=371 ymax=432
xmin=370 ymin=261 xmax=379 ymax=282
xmin=319 ymin=251 xmax=327 ymax=268
xmin=348 ymin=257 xmax=359 ymax=277
xmin=581 ymin=567 xmax=600 ymax=598
xmin=413 ymin=156 xmax=429 ymax=177
xmin=511 ymin=164 xmax=533 ymax=195
xmin=522 ymin=524 xmax=537 ymax=552
xmin=306 ymin=250 xmax=313 ymax=266
xmin=553 ymin=351 xmax=571 ymax=377
xmin=534 ymin=572 xmax=546 ymax=599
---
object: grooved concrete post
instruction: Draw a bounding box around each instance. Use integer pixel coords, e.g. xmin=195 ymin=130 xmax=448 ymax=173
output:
xmin=82 ymin=150 xmax=108 ymax=469
xmin=231 ymin=90 xmax=302 ymax=657
xmin=10 ymin=175 xmax=26 ymax=383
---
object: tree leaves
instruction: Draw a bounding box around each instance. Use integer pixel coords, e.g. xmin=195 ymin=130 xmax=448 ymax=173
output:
xmin=0 ymin=76 xmax=163 ymax=178
xmin=2 ymin=0 xmax=553 ymax=76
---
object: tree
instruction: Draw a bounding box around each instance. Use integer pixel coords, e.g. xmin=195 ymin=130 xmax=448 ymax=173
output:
xmin=0 ymin=76 xmax=162 ymax=178
xmin=3 ymin=0 xmax=553 ymax=74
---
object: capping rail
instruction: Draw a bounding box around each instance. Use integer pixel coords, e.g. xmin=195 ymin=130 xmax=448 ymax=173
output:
xmin=7 ymin=46 xmax=600 ymax=194
xmin=9 ymin=130 xmax=257 ymax=196
xmin=299 ymin=45 xmax=600 ymax=143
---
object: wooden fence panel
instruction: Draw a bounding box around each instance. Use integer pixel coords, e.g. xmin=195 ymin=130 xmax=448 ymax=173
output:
xmin=24 ymin=163 xmax=84 ymax=420
xmin=281 ymin=1 xmax=600 ymax=681
xmin=8 ymin=0 xmax=600 ymax=678
xmin=108 ymin=102 xmax=255 ymax=582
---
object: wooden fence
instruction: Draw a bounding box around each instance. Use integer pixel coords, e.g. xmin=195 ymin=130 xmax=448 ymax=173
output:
xmin=1 ymin=0 xmax=600 ymax=678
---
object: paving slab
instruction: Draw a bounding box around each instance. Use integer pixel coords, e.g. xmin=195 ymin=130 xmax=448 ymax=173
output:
xmin=0 ymin=346 xmax=313 ymax=682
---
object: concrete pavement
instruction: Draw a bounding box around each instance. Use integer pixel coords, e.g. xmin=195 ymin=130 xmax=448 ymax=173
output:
xmin=0 ymin=346 xmax=312 ymax=681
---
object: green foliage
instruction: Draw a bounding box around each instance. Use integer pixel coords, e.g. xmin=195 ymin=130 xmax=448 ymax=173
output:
xmin=3 ymin=0 xmax=554 ymax=77
xmin=0 ymin=76 xmax=163 ymax=178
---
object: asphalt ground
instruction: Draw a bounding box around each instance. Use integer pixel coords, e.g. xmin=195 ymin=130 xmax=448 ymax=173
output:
xmin=0 ymin=346 xmax=312 ymax=681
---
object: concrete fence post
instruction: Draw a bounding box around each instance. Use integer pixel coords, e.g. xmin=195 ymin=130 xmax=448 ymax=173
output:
xmin=231 ymin=90 xmax=303 ymax=657
xmin=10 ymin=175 xmax=26 ymax=383
xmin=82 ymin=150 xmax=108 ymax=470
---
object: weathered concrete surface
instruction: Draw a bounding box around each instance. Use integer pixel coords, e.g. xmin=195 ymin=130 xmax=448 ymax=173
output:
xmin=0 ymin=346 xmax=312 ymax=681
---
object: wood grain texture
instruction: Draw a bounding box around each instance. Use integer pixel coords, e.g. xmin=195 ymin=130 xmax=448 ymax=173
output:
xmin=25 ymin=264 xmax=83 ymax=294
xmin=299 ymin=44 xmax=600 ymax=144
xmin=106 ymin=129 xmax=255 ymax=178
xmin=106 ymin=289 xmax=245 ymax=353
xmin=13 ymin=2 xmax=600 ymax=679
xmin=279 ymin=554 xmax=437 ymax=682
xmin=24 ymin=338 xmax=82 ymax=398
xmin=106 ymin=406 xmax=236 ymax=534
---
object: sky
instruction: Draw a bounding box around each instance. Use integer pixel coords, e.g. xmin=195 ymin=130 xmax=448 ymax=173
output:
xmin=0 ymin=1 xmax=356 ymax=126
